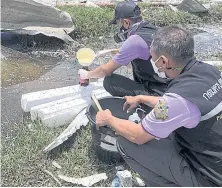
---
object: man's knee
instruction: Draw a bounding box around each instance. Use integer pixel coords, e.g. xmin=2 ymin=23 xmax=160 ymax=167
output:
xmin=103 ymin=75 xmax=113 ymax=90
xmin=116 ymin=136 xmax=135 ymax=159
xmin=103 ymin=74 xmax=119 ymax=96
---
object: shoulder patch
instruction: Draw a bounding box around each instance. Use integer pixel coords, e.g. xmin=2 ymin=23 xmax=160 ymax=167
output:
xmin=154 ymin=98 xmax=169 ymax=121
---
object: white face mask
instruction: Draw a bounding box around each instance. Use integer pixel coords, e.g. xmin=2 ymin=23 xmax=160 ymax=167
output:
xmin=150 ymin=57 xmax=167 ymax=79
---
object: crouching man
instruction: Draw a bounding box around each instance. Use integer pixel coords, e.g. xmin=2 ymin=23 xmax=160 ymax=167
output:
xmin=96 ymin=26 xmax=222 ymax=186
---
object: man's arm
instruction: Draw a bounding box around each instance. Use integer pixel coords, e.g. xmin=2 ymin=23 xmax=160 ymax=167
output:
xmin=97 ymin=93 xmax=201 ymax=145
xmin=137 ymin=95 xmax=161 ymax=108
xmin=123 ymin=95 xmax=161 ymax=112
xmin=107 ymin=116 xmax=154 ymax=144
xmin=87 ymin=59 xmax=121 ymax=79
xmin=81 ymin=35 xmax=149 ymax=79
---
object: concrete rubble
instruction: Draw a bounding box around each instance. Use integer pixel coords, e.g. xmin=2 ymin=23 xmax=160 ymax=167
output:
xmin=1 ymin=0 xmax=75 ymax=44
xmin=58 ymin=173 xmax=108 ymax=186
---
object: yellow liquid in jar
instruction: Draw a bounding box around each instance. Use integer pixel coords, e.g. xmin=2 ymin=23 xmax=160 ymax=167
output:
xmin=76 ymin=48 xmax=95 ymax=65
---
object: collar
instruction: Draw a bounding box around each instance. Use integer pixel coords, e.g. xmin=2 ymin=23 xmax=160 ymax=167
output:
xmin=180 ymin=58 xmax=197 ymax=75
xmin=128 ymin=20 xmax=146 ymax=36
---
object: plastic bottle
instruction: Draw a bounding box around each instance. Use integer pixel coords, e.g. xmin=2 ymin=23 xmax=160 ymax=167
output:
xmin=128 ymin=112 xmax=141 ymax=123
xmin=80 ymin=83 xmax=93 ymax=104
xmin=116 ymin=170 xmax=132 ymax=187
xmin=111 ymin=175 xmax=121 ymax=187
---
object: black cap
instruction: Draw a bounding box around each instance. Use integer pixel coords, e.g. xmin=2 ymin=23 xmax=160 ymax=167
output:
xmin=108 ymin=1 xmax=141 ymax=25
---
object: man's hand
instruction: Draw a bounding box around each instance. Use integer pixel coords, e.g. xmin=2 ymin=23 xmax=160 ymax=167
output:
xmin=78 ymin=69 xmax=89 ymax=79
xmin=96 ymin=109 xmax=113 ymax=127
xmin=123 ymin=96 xmax=140 ymax=113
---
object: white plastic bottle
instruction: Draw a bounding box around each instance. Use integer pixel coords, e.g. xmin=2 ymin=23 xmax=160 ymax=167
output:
xmin=80 ymin=84 xmax=93 ymax=104
xmin=128 ymin=112 xmax=141 ymax=123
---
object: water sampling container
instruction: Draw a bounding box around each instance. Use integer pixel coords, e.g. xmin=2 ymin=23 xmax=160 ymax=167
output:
xmin=76 ymin=48 xmax=95 ymax=86
xmin=86 ymin=97 xmax=145 ymax=164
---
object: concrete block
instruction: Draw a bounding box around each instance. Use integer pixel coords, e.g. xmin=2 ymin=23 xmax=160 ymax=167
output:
xmin=30 ymin=88 xmax=110 ymax=128
xmin=21 ymin=79 xmax=104 ymax=112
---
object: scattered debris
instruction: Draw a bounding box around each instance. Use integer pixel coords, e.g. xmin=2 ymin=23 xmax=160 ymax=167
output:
xmin=135 ymin=177 xmax=145 ymax=187
xmin=43 ymin=170 xmax=62 ymax=186
xmin=52 ymin=161 xmax=62 ymax=169
xmin=58 ymin=173 xmax=107 ymax=186
xmin=111 ymin=175 xmax=121 ymax=187
xmin=115 ymin=165 xmax=125 ymax=171
xmin=43 ymin=108 xmax=89 ymax=152
xmin=116 ymin=170 xmax=132 ymax=187
xmin=168 ymin=4 xmax=179 ymax=12
xmin=27 ymin=123 xmax=34 ymax=131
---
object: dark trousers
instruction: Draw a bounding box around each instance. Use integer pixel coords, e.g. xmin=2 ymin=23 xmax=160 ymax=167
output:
xmin=103 ymin=73 xmax=160 ymax=112
xmin=103 ymin=73 xmax=154 ymax=97
xmin=117 ymin=136 xmax=202 ymax=187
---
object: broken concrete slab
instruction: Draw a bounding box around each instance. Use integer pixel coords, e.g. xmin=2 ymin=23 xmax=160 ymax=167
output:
xmin=1 ymin=0 xmax=75 ymax=44
xmin=43 ymin=108 xmax=88 ymax=152
xmin=177 ymin=0 xmax=208 ymax=14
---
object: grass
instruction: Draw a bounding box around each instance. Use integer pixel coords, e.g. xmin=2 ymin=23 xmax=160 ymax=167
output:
xmin=58 ymin=3 xmax=222 ymax=42
xmin=58 ymin=5 xmax=115 ymax=50
xmin=140 ymin=4 xmax=203 ymax=26
xmin=2 ymin=4 xmax=222 ymax=187
xmin=1 ymin=122 xmax=127 ymax=186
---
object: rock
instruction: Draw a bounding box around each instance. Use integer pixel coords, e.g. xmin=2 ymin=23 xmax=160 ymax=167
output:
xmin=177 ymin=0 xmax=208 ymax=14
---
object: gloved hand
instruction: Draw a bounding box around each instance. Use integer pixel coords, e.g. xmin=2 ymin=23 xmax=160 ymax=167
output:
xmin=78 ymin=69 xmax=89 ymax=79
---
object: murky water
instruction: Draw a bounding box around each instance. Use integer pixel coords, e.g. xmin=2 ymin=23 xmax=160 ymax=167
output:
xmin=0 ymin=57 xmax=59 ymax=87
xmin=1 ymin=59 xmax=42 ymax=87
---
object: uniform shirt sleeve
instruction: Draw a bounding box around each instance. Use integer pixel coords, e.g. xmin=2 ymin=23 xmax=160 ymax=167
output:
xmin=141 ymin=93 xmax=201 ymax=139
xmin=112 ymin=34 xmax=150 ymax=66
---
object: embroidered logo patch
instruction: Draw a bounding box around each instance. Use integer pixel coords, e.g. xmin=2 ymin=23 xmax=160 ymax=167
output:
xmin=154 ymin=98 xmax=169 ymax=120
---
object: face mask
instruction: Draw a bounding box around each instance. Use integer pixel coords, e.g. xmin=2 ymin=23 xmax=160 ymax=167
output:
xmin=150 ymin=57 xmax=167 ymax=79
xmin=114 ymin=19 xmax=131 ymax=43
xmin=114 ymin=26 xmax=128 ymax=43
